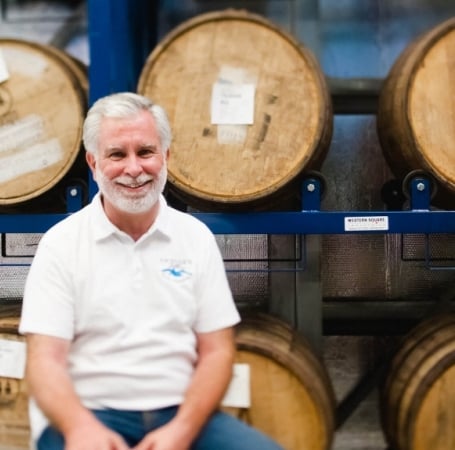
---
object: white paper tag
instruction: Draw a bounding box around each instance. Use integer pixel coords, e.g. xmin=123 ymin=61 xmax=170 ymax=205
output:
xmin=211 ymin=83 xmax=255 ymax=125
xmin=0 ymin=49 xmax=10 ymax=83
xmin=344 ymin=215 xmax=389 ymax=231
xmin=221 ymin=363 xmax=251 ymax=408
xmin=0 ymin=338 xmax=26 ymax=379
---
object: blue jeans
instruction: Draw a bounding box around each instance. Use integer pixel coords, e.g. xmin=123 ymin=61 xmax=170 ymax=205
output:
xmin=37 ymin=406 xmax=284 ymax=450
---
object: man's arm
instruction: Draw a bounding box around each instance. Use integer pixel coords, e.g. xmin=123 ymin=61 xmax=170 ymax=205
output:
xmin=134 ymin=326 xmax=236 ymax=450
xmin=26 ymin=333 xmax=129 ymax=450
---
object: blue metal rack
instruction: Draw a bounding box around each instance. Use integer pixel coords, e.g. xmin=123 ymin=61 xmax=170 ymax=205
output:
xmin=87 ymin=0 xmax=455 ymax=239
xmin=1 ymin=0 xmax=454 ymax=257
xmin=0 ymin=3 xmax=453 ymax=434
xmin=1 ymin=0 xmax=454 ymax=268
xmin=1 ymin=175 xmax=454 ymax=236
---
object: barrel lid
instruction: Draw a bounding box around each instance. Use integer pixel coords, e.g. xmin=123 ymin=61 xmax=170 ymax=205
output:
xmin=406 ymin=18 xmax=455 ymax=193
xmin=0 ymin=39 xmax=86 ymax=205
xmin=377 ymin=17 xmax=455 ymax=207
xmin=138 ymin=9 xmax=332 ymax=210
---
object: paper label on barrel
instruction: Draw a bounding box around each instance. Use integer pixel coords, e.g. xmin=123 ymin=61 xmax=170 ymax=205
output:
xmin=0 ymin=114 xmax=45 ymax=154
xmin=2 ymin=47 xmax=48 ymax=78
xmin=0 ymin=338 xmax=26 ymax=379
xmin=0 ymin=137 xmax=64 ymax=184
xmin=221 ymin=363 xmax=251 ymax=408
xmin=344 ymin=216 xmax=389 ymax=231
xmin=0 ymin=49 xmax=9 ymax=83
xmin=211 ymin=83 xmax=255 ymax=125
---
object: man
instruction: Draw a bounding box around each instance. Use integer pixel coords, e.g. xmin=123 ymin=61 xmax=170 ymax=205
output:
xmin=19 ymin=92 xmax=284 ymax=450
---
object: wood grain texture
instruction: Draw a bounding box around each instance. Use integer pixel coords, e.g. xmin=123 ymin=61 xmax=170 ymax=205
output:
xmin=377 ymin=17 xmax=455 ymax=208
xmin=0 ymin=39 xmax=86 ymax=205
xmin=380 ymin=313 xmax=455 ymax=450
xmin=138 ymin=10 xmax=332 ymax=211
xmin=0 ymin=320 xmax=29 ymax=450
xmin=222 ymin=313 xmax=336 ymax=450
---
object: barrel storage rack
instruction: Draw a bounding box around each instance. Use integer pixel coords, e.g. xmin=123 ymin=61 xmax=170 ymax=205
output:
xmin=0 ymin=1 xmax=455 ymax=449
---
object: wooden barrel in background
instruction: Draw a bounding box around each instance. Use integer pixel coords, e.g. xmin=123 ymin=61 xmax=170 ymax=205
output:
xmin=380 ymin=313 xmax=455 ymax=450
xmin=0 ymin=316 xmax=29 ymax=450
xmin=138 ymin=9 xmax=333 ymax=211
xmin=222 ymin=313 xmax=336 ymax=450
xmin=377 ymin=17 xmax=455 ymax=209
xmin=0 ymin=39 xmax=87 ymax=211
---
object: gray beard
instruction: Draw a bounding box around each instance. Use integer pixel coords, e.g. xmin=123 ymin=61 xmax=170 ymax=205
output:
xmin=95 ymin=163 xmax=167 ymax=214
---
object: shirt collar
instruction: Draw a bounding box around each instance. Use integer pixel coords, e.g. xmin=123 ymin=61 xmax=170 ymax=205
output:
xmin=91 ymin=193 xmax=172 ymax=241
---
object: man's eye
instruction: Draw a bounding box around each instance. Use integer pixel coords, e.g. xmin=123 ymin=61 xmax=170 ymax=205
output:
xmin=109 ymin=152 xmax=124 ymax=160
xmin=138 ymin=149 xmax=155 ymax=157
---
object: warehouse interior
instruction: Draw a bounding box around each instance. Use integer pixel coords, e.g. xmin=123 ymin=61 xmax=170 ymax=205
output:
xmin=1 ymin=1 xmax=455 ymax=449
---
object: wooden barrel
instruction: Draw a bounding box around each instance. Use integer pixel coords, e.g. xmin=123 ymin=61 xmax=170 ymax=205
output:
xmin=377 ymin=17 xmax=455 ymax=209
xmin=222 ymin=313 xmax=336 ymax=450
xmin=0 ymin=316 xmax=30 ymax=450
xmin=0 ymin=39 xmax=87 ymax=210
xmin=137 ymin=9 xmax=332 ymax=211
xmin=380 ymin=313 xmax=455 ymax=450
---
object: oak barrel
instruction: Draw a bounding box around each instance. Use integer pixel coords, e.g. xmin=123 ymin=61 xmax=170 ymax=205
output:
xmin=138 ymin=9 xmax=333 ymax=211
xmin=377 ymin=17 xmax=455 ymax=209
xmin=380 ymin=313 xmax=455 ymax=450
xmin=223 ymin=313 xmax=336 ymax=450
xmin=0 ymin=39 xmax=87 ymax=209
xmin=0 ymin=316 xmax=29 ymax=450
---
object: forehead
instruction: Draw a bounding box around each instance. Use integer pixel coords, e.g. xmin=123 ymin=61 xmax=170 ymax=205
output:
xmin=99 ymin=110 xmax=160 ymax=146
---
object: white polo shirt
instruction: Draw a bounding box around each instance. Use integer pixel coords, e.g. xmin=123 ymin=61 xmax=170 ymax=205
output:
xmin=19 ymin=193 xmax=240 ymax=440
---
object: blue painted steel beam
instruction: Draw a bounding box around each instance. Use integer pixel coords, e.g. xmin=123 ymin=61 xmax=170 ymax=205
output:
xmin=87 ymin=0 xmax=158 ymax=104
xmin=193 ymin=210 xmax=455 ymax=235
xmin=1 ymin=176 xmax=454 ymax=234
xmin=86 ymin=0 xmax=158 ymax=201
xmin=1 ymin=210 xmax=454 ymax=235
xmin=0 ymin=214 xmax=72 ymax=233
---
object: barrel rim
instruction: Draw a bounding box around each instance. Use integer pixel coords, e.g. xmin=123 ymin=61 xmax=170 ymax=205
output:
xmin=406 ymin=351 xmax=455 ymax=450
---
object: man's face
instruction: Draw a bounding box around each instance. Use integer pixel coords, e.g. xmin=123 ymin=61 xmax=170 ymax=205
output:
xmin=86 ymin=110 xmax=168 ymax=215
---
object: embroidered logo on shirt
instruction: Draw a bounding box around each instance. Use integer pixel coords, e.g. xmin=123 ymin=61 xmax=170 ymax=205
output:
xmin=160 ymin=259 xmax=192 ymax=282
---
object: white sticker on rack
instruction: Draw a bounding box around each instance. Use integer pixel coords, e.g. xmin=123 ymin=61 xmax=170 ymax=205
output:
xmin=0 ymin=338 xmax=26 ymax=379
xmin=0 ymin=49 xmax=9 ymax=83
xmin=344 ymin=216 xmax=389 ymax=231
xmin=221 ymin=363 xmax=251 ymax=408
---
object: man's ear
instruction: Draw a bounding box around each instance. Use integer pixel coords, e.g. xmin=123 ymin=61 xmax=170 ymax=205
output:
xmin=165 ymin=148 xmax=170 ymax=161
xmin=86 ymin=152 xmax=97 ymax=179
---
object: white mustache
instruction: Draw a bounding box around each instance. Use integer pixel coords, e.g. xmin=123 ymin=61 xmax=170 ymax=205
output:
xmin=114 ymin=175 xmax=154 ymax=187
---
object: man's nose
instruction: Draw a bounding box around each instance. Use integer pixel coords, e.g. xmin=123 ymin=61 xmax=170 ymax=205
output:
xmin=124 ymin=155 xmax=143 ymax=176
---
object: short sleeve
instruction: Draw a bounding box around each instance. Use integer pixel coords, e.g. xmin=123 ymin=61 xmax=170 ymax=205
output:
xmin=193 ymin=233 xmax=240 ymax=333
xmin=19 ymin=233 xmax=75 ymax=340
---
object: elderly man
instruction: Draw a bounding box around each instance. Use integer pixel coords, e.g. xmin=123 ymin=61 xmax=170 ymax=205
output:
xmin=19 ymin=92 xmax=284 ymax=450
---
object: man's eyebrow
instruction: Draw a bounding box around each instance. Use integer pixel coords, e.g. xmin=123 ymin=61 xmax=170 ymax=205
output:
xmin=141 ymin=144 xmax=160 ymax=151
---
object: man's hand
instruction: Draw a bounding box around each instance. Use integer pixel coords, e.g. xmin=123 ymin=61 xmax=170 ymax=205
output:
xmin=26 ymin=334 xmax=130 ymax=450
xmin=133 ymin=327 xmax=236 ymax=450
xmin=64 ymin=420 xmax=130 ymax=450
xmin=132 ymin=421 xmax=192 ymax=450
